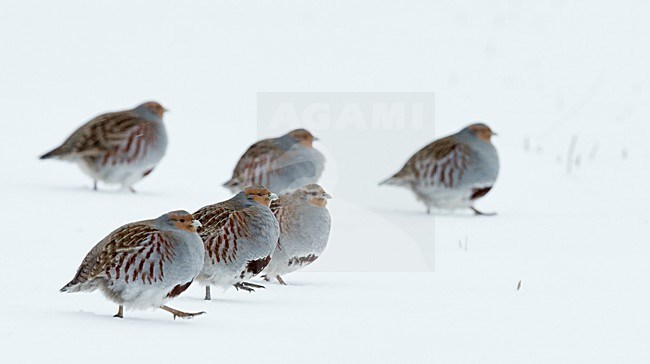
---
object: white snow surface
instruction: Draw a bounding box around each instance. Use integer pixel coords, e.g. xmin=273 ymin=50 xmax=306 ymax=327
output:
xmin=1 ymin=1 xmax=649 ymax=363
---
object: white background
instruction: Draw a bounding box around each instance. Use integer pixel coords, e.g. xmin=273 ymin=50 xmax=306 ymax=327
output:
xmin=0 ymin=1 xmax=649 ymax=363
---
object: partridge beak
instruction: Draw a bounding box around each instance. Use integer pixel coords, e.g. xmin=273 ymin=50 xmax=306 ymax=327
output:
xmin=313 ymin=136 xmax=319 ymax=141
xmin=191 ymin=220 xmax=202 ymax=228
xmin=491 ymin=131 xmax=498 ymax=136
xmin=323 ymin=193 xmax=333 ymax=199
xmin=269 ymin=193 xmax=279 ymax=201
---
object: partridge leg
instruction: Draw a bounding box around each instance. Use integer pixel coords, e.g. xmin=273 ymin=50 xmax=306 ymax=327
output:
xmin=129 ymin=186 xmax=137 ymax=193
xmin=204 ymin=286 xmax=211 ymax=300
xmin=470 ymin=207 xmax=497 ymax=216
xmin=160 ymin=305 xmax=205 ymax=320
xmin=276 ymin=275 xmax=287 ymax=285
xmin=93 ymin=180 xmax=98 ymax=191
xmin=113 ymin=305 xmax=124 ymax=319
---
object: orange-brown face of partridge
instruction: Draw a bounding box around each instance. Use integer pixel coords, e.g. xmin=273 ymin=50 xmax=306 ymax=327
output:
xmin=142 ymin=101 xmax=168 ymax=118
xmin=288 ymin=128 xmax=318 ymax=148
xmin=300 ymin=184 xmax=332 ymax=207
xmin=244 ymin=186 xmax=279 ymax=207
xmin=168 ymin=211 xmax=201 ymax=233
xmin=468 ymin=123 xmax=496 ymax=144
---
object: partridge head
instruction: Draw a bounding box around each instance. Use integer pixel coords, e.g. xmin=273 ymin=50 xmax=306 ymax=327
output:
xmin=243 ymin=186 xmax=279 ymax=207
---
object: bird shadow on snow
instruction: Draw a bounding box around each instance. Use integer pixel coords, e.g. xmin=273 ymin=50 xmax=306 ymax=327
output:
xmin=56 ymin=309 xmax=194 ymax=326
xmin=259 ymin=275 xmax=344 ymax=288
xmin=178 ymin=293 xmax=280 ymax=306
xmin=27 ymin=182 xmax=167 ymax=197
xmin=370 ymin=206 xmax=492 ymax=219
xmin=181 ymin=281 xmax=335 ymax=304
xmin=201 ymin=297 xmax=274 ymax=306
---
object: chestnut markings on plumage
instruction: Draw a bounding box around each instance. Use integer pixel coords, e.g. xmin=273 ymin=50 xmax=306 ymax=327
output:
xmin=380 ymin=123 xmax=499 ymax=215
xmin=40 ymin=101 xmax=169 ymax=192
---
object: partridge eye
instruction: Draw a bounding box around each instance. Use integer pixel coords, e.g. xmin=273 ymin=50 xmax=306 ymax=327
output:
xmin=180 ymin=219 xmax=185 ymax=223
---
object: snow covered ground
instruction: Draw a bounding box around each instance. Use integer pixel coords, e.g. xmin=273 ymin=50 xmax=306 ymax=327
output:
xmin=1 ymin=1 xmax=649 ymax=362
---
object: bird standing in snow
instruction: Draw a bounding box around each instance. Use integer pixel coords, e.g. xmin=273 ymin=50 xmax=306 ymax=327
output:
xmin=380 ymin=123 xmax=499 ymax=215
xmin=60 ymin=211 xmax=205 ymax=319
xmin=40 ymin=101 xmax=168 ymax=192
xmin=193 ymin=186 xmax=280 ymax=299
xmin=223 ymin=129 xmax=325 ymax=195
xmin=262 ymin=184 xmax=332 ymax=285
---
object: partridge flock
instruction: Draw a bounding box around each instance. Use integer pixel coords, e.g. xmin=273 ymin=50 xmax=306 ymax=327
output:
xmin=48 ymin=101 xmax=499 ymax=320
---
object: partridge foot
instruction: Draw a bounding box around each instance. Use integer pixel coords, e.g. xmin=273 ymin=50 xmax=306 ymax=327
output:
xmin=241 ymin=281 xmax=265 ymax=289
xmin=113 ymin=305 xmax=124 ymax=318
xmin=161 ymin=305 xmax=205 ymax=320
xmin=233 ymin=282 xmax=265 ymax=292
xmin=471 ymin=207 xmax=497 ymax=216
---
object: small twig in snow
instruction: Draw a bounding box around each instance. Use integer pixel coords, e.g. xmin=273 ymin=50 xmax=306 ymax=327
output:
xmin=517 ymin=280 xmax=522 ymax=291
xmin=567 ymin=135 xmax=578 ymax=174
xmin=588 ymin=142 xmax=599 ymax=161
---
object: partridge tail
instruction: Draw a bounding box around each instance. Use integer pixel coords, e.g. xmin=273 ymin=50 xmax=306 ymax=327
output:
xmin=60 ymin=280 xmax=80 ymax=293
xmin=60 ymin=272 xmax=93 ymax=293
xmin=40 ymin=146 xmax=67 ymax=160
xmin=379 ymin=173 xmax=411 ymax=187
xmin=380 ymin=164 xmax=417 ymax=186
xmin=223 ymin=177 xmax=243 ymax=192
xmin=60 ymin=279 xmax=98 ymax=293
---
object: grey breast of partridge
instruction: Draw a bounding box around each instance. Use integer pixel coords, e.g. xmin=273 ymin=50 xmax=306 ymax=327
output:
xmin=262 ymin=184 xmax=332 ymax=285
xmin=223 ymin=129 xmax=325 ymax=195
xmin=193 ymin=186 xmax=280 ymax=299
xmin=380 ymin=123 xmax=499 ymax=215
xmin=60 ymin=211 xmax=205 ymax=319
xmin=40 ymin=101 xmax=168 ymax=192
